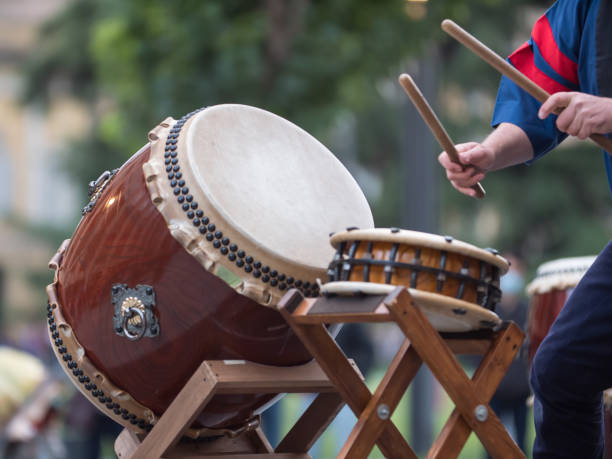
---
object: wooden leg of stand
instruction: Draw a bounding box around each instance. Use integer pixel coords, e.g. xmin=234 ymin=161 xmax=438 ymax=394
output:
xmin=279 ymin=304 xmax=416 ymax=458
xmin=339 ymin=338 xmax=422 ymax=459
xmin=276 ymin=392 xmax=344 ymax=453
xmin=131 ymin=362 xmax=219 ymax=459
xmin=386 ymin=289 xmax=524 ymax=459
xmin=428 ymin=322 xmax=524 ymax=459
xmin=248 ymin=428 xmax=275 ymax=453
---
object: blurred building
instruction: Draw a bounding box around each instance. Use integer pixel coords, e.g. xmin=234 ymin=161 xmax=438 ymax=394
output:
xmin=0 ymin=0 xmax=85 ymax=336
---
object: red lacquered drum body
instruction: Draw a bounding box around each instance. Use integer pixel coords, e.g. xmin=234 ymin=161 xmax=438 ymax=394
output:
xmin=526 ymin=290 xmax=569 ymax=364
xmin=46 ymin=105 xmax=374 ymax=437
xmin=525 ymin=256 xmax=595 ymax=364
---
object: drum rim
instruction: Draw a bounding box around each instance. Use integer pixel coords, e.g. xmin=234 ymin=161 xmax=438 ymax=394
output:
xmin=329 ymin=228 xmax=509 ymax=273
xmin=321 ymin=281 xmax=501 ymax=332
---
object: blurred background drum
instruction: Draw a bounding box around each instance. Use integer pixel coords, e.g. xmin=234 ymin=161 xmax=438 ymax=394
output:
xmin=525 ymin=256 xmax=596 ymax=364
xmin=46 ymin=104 xmax=373 ymax=437
xmin=0 ymin=346 xmax=47 ymax=427
xmin=322 ymin=228 xmax=509 ymax=332
xmin=524 ymin=255 xmax=612 ymax=457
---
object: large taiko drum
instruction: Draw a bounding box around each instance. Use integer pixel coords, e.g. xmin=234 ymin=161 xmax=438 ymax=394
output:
xmin=45 ymin=104 xmax=373 ymax=437
xmin=321 ymin=228 xmax=509 ymax=332
xmin=525 ymin=256 xmax=596 ymax=364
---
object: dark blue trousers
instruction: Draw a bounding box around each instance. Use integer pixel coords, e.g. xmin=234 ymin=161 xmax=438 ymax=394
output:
xmin=531 ymin=241 xmax=612 ymax=458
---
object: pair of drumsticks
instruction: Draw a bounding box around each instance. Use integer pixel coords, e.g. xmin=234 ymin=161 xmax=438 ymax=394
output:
xmin=400 ymin=19 xmax=612 ymax=199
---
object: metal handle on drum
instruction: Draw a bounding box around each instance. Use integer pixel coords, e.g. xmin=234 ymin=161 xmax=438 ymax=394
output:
xmin=88 ymin=170 xmax=112 ymax=197
xmin=122 ymin=307 xmax=147 ymax=341
xmin=112 ymin=284 xmax=160 ymax=341
xmin=83 ymin=168 xmax=119 ymax=215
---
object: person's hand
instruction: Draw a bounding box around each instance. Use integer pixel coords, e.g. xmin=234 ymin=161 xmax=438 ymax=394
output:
xmin=538 ymin=92 xmax=612 ymax=139
xmin=437 ymin=142 xmax=496 ymax=197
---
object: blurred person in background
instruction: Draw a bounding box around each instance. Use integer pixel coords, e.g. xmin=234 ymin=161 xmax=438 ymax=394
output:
xmin=486 ymin=255 xmax=530 ymax=456
xmin=438 ymin=0 xmax=612 ymax=456
xmin=62 ymin=391 xmax=123 ymax=459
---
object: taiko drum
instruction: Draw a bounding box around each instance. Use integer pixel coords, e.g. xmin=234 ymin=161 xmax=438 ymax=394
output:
xmin=525 ymin=256 xmax=596 ymax=363
xmin=46 ymin=104 xmax=373 ymax=437
xmin=323 ymin=228 xmax=509 ymax=332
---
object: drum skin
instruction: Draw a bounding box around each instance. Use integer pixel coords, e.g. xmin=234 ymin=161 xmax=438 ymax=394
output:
xmin=527 ymin=289 xmax=567 ymax=364
xmin=55 ymin=145 xmax=311 ymax=429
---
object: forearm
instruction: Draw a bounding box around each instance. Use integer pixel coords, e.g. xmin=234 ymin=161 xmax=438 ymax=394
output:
xmin=482 ymin=122 xmax=534 ymax=171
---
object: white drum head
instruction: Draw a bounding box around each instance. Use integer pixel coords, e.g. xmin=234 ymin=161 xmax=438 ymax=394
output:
xmin=526 ymin=256 xmax=597 ymax=295
xmin=185 ymin=105 xmax=372 ymax=270
xmin=321 ymin=281 xmax=501 ymax=332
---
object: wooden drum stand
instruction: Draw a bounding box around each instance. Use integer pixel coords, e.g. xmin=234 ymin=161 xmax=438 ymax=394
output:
xmin=113 ymin=356 xmax=357 ymax=459
xmin=115 ymin=286 xmax=526 ymax=459
xmin=277 ymin=287 xmax=526 ymax=459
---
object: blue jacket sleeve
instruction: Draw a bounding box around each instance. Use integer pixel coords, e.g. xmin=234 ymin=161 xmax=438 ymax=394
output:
xmin=490 ymin=0 xmax=590 ymax=162
xmin=491 ymin=75 xmax=566 ymax=163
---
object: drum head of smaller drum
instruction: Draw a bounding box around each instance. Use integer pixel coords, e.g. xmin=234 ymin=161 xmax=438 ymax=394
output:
xmin=321 ymin=281 xmax=501 ymax=332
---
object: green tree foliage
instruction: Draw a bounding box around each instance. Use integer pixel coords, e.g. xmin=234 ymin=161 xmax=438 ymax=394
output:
xmin=23 ymin=0 xmax=428 ymax=189
xmin=23 ymin=0 xmax=609 ymax=272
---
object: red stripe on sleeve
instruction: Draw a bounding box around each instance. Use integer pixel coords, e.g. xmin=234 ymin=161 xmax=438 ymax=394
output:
xmin=532 ymin=14 xmax=579 ymax=85
xmin=509 ymin=42 xmax=571 ymax=95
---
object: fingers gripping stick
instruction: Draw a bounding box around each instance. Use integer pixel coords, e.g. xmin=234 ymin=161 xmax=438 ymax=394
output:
xmin=441 ymin=19 xmax=612 ymax=154
xmin=398 ymin=74 xmax=486 ymax=199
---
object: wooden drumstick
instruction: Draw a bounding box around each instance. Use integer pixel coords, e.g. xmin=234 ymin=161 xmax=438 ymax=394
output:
xmin=441 ymin=19 xmax=612 ymax=154
xmin=398 ymin=73 xmax=486 ymax=199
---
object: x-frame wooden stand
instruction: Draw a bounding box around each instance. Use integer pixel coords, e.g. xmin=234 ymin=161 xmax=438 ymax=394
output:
xmin=277 ymin=287 xmax=526 ymax=459
xmin=114 ymin=359 xmax=357 ymax=458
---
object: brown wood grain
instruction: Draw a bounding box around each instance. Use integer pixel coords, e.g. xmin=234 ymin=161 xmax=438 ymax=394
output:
xmin=386 ymin=289 xmax=524 ymax=458
xmin=275 ymin=392 xmax=345 ymax=453
xmin=339 ymin=338 xmax=422 ymax=458
xmin=132 ymin=363 xmax=219 ymax=459
xmin=429 ymin=322 xmax=524 ymax=458
xmin=209 ymin=360 xmax=335 ymax=394
xmin=278 ymin=291 xmax=418 ymax=459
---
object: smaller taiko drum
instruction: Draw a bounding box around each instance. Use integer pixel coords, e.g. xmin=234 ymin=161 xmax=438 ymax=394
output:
xmin=525 ymin=255 xmax=596 ymax=364
xmin=322 ymin=228 xmax=509 ymax=332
